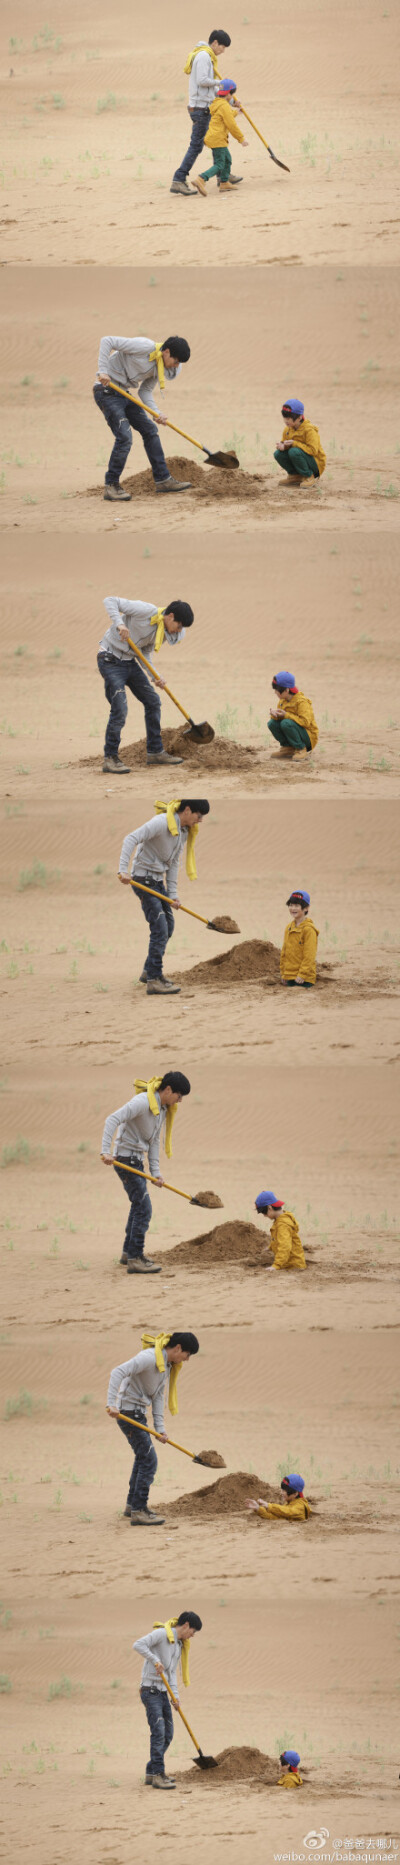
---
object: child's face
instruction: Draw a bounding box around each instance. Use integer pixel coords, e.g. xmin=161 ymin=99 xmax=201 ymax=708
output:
xmin=288 ymin=903 xmax=307 ymax=920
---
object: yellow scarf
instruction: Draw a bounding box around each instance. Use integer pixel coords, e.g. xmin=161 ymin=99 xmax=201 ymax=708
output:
xmin=134 ymin=1075 xmax=177 ymax=1157
xmin=153 ymin=1618 xmax=190 ymax=1687
xmin=184 ymin=42 xmax=220 ymax=78
xmin=141 ymin=1331 xmax=182 ymax=1415
xmin=151 ymin=607 xmax=166 ymax=653
xmin=155 ymin=799 xmax=198 ymax=881
xmin=149 ymin=343 xmax=165 ymax=392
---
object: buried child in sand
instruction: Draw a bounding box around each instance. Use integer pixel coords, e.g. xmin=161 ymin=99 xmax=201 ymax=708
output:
xmin=246 ymin=1473 xmax=311 ymax=1523
xmin=278 ymin=1750 xmax=303 ymax=1788
xmin=118 ymin=797 xmax=210 ymax=996
xmin=255 ymin=1191 xmax=307 ymax=1271
xmin=93 ymin=333 xmax=191 ymax=501
xmin=195 ymin=79 xmax=247 ymax=195
xmin=101 ymin=1069 xmax=191 ymax=1271
xmin=274 ymin=398 xmax=326 ymax=486
xmin=280 ymin=889 xmax=319 ymax=987
xmin=107 ymin=1330 xmax=200 ymax=1525
xmin=98 ymin=595 xmax=194 ymax=775
xmin=268 ymin=670 xmax=318 ymax=762
xmin=134 ymin=1611 xmax=203 ymax=1789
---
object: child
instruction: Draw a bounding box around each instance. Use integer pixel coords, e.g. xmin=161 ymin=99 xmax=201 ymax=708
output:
xmin=280 ymin=890 xmax=319 ymax=987
xmin=194 ymin=79 xmax=247 ymax=194
xmin=254 ymin=1191 xmax=307 ymax=1270
xmin=278 ymin=1750 xmax=303 ymax=1788
xmin=274 ymin=398 xmax=326 ymax=486
xmin=246 ymin=1474 xmax=312 ymax=1522
xmin=133 ymin=1611 xmax=202 ymax=1787
xmin=268 ymin=670 xmax=318 ymax=761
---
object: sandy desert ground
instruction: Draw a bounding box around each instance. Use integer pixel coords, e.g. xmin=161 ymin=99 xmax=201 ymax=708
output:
xmin=1 ymin=266 xmax=400 ymax=533
xmin=1 ymin=0 xmax=399 ymax=268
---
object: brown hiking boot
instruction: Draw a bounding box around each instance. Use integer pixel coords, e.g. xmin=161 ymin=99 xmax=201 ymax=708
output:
xmin=170 ymin=179 xmax=196 ymax=196
xmin=146 ymin=749 xmax=183 ymax=764
xmin=146 ymin=977 xmax=181 ymax=995
xmin=194 ymin=177 xmax=207 ymax=196
xmin=104 ymin=484 xmax=132 ymax=502
xmin=126 ymin=1257 xmax=162 ymax=1274
xmin=102 ymin=755 xmax=130 ymax=773
xmin=219 ymin=182 xmax=235 ymax=192
xmin=130 ymin=1507 xmax=165 ymax=1526
xmin=155 ymin=476 xmax=192 ymax=493
xmin=270 ymin=748 xmax=295 ymax=760
xmin=152 ymin=1775 xmax=176 ymax=1788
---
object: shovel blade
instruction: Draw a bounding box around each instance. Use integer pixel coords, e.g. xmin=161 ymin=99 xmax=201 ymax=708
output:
xmin=181 ymin=720 xmax=215 ymax=744
xmin=193 ymin=1754 xmax=219 ymax=1770
xmin=204 ymin=449 xmax=239 ymax=470
xmin=269 ymin=147 xmax=290 ymax=172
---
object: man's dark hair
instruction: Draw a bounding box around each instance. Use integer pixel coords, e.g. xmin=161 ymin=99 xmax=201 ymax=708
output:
xmin=176 ymin=1610 xmax=203 ymax=1630
xmin=167 ymin=1332 xmax=199 ymax=1355
xmin=159 ymin=1071 xmax=191 ymax=1096
xmin=209 ymin=29 xmax=231 ymax=46
xmin=177 ymin=799 xmax=210 ymax=815
xmin=162 ymin=337 xmax=191 ymax=364
xmin=164 ymin=601 xmax=194 ymax=629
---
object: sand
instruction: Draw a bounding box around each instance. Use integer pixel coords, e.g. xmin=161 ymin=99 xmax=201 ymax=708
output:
xmin=192 ymin=1193 xmax=224 ymax=1210
xmin=82 ymin=726 xmax=258 ymax=775
xmin=176 ymin=1747 xmax=279 ymax=1786
xmin=167 ymin=1472 xmax=281 ymax=1519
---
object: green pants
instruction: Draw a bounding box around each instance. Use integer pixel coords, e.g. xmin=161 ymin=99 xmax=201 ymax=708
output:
xmin=201 ymin=146 xmax=232 ymax=183
xmin=274 ymin=446 xmax=319 ymax=479
xmin=268 ymin=718 xmax=312 ymax=751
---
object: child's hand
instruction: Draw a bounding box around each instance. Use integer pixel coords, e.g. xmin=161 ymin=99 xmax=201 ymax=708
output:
xmin=242 ymin=138 xmax=249 ymax=146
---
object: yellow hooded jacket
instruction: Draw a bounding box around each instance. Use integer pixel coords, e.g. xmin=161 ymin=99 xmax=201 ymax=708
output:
xmin=204 ymin=98 xmax=245 ymax=149
xmin=276 ymin=689 xmax=318 ymax=748
xmin=269 ymin=1209 xmax=306 ymax=1271
xmin=280 ymin=917 xmax=319 ymax=985
xmin=280 ymin=418 xmax=326 ymax=475
xmin=278 ymin=1769 xmax=303 ymax=1788
xmin=257 ymin=1494 xmax=311 ymax=1521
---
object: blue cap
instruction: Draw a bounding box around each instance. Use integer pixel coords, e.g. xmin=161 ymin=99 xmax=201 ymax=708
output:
xmin=272 ymin=671 xmax=296 ymax=691
xmin=287 ymin=890 xmax=310 ymax=908
xmin=281 ymin=1750 xmax=300 ymax=1767
xmin=282 ymin=1474 xmax=305 ymax=1494
xmin=255 ymin=1191 xmax=284 ymax=1212
xmin=281 ymin=399 xmax=304 ymax=419
xmin=217 ymin=78 xmax=237 ymax=93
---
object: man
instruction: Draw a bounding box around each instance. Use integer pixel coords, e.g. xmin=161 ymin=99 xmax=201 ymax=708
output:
xmin=254 ymin=1191 xmax=307 ymax=1271
xmin=268 ymin=671 xmax=319 ymax=762
xmin=280 ymin=890 xmax=319 ymax=987
xmin=118 ymin=796 xmax=210 ymax=996
xmin=107 ymin=1329 xmax=200 ymax=1524
xmin=133 ymin=1610 xmax=203 ymax=1787
xmin=93 ymin=333 xmax=192 ymax=501
xmin=278 ymin=1749 xmax=303 ymax=1789
xmin=98 ymin=595 xmax=195 ymax=774
xmin=246 ymin=1474 xmax=312 ymax=1522
xmin=171 ymin=30 xmax=232 ymax=196
xmin=101 ymin=1069 xmax=191 ymax=1271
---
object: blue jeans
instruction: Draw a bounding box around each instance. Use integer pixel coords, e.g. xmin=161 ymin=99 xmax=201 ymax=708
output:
xmin=97 ymin=652 xmax=163 ymax=757
xmin=133 ymin=875 xmax=175 ymax=979
xmin=117 ymin=1408 xmax=158 ymax=1508
xmin=173 ymin=106 xmax=211 ymax=182
xmin=274 ymin=446 xmax=319 ymax=480
xmin=93 ymin=383 xmax=170 ymax=485
xmin=140 ymin=1685 xmax=174 ymax=1777
xmin=114 ymin=1151 xmax=152 ymax=1257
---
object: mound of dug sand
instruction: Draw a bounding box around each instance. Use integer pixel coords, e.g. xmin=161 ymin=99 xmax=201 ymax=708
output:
xmin=167 ymin=1472 xmax=279 ymax=1519
xmin=81 ymin=725 xmax=257 ymax=776
xmin=176 ymin=1747 xmax=279 ymax=1785
xmin=86 ymin=455 xmax=266 ymax=505
xmin=166 ymin=1219 xmax=268 ymax=1271
xmin=174 ymin=938 xmax=281 ymax=990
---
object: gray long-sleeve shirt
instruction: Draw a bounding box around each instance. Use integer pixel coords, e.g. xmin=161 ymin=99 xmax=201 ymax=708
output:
xmin=119 ymin=810 xmax=187 ymax=899
xmin=188 ymin=45 xmax=220 ymax=107
xmin=98 ymin=597 xmax=183 ymax=665
xmin=101 ymin=1088 xmax=166 ymax=1170
xmin=95 ymin=335 xmax=180 ymax=413
xmin=107 ymin=1346 xmax=168 ymax=1431
xmin=133 ymin=1625 xmax=181 ymax=1693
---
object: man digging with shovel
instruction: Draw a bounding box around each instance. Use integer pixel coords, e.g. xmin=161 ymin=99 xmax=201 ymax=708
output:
xmin=133 ymin=1611 xmax=203 ymax=1788
xmin=93 ymin=333 xmax=192 ymax=501
xmin=107 ymin=1329 xmax=200 ymax=1525
xmin=98 ymin=594 xmax=194 ymax=774
xmin=101 ymin=1069 xmax=191 ymax=1271
xmin=118 ymin=797 xmax=210 ymax=996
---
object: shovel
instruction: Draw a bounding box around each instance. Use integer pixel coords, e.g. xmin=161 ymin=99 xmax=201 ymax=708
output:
xmin=112 ymin=1157 xmax=220 ymax=1209
xmin=124 ymin=634 xmax=214 ymax=744
xmin=107 ymin=381 xmax=239 ymax=470
xmin=158 ymin=1668 xmax=218 ymax=1769
xmin=127 ymin=876 xmax=239 ymax=935
xmin=240 ymin=105 xmax=290 ymax=172
xmin=117 ymin=1410 xmax=224 ymax=1470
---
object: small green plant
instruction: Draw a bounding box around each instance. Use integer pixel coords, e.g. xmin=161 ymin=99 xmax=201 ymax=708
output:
xmin=0 ymin=1675 xmax=12 ymax=1694
xmin=216 ymin=703 xmax=239 ymax=737
xmin=48 ymin=1676 xmax=74 ymax=1700
xmin=1 ymin=1137 xmax=31 ymax=1169
xmin=96 ymin=92 xmax=117 ymax=112
xmin=18 ymin=861 xmax=57 ymax=891
xmin=52 ymin=93 xmax=65 ymax=109
xmin=5 ymin=1389 xmax=34 ymax=1420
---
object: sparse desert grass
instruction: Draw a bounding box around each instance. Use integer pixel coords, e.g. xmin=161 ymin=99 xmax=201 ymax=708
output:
xmin=1 ymin=1136 xmax=31 ymax=1169
xmin=18 ymin=860 xmax=59 ymax=890
xmin=0 ymin=1675 xmax=12 ymax=1694
xmin=47 ymin=1675 xmax=80 ymax=1700
xmin=4 ymin=1389 xmax=37 ymax=1420
xmin=96 ymin=92 xmax=117 ymax=113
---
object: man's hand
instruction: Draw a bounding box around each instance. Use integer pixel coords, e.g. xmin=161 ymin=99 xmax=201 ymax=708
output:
xmin=101 ymin=1154 xmax=115 ymax=1165
xmin=118 ymin=873 xmax=132 ymax=884
xmin=154 ymin=1175 xmax=165 ymax=1188
xmin=98 ymin=374 xmax=110 ymax=385
xmin=157 ymin=413 xmax=168 ymax=426
xmin=158 ymin=1432 xmax=168 ymax=1444
xmin=117 ymin=624 xmax=131 ymax=644
xmin=171 ymin=1694 xmax=180 ymax=1709
xmin=107 ymin=1406 xmax=120 ymax=1416
xmin=154 ymin=675 xmax=166 ymax=689
xmin=173 ymin=898 xmax=181 ymax=909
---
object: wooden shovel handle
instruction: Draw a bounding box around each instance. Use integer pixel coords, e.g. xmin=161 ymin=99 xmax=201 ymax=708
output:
xmin=107 ymin=381 xmax=204 ymax=454
xmin=117 ymin=1411 xmax=195 ymax=1460
xmin=125 ymin=633 xmax=191 ymax=725
xmin=158 ymin=1669 xmax=202 ymax=1751
xmin=127 ymin=876 xmax=210 ymax=928
xmin=239 ymin=105 xmax=272 ymax=152
xmin=112 ymin=1157 xmax=194 ymax=1201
